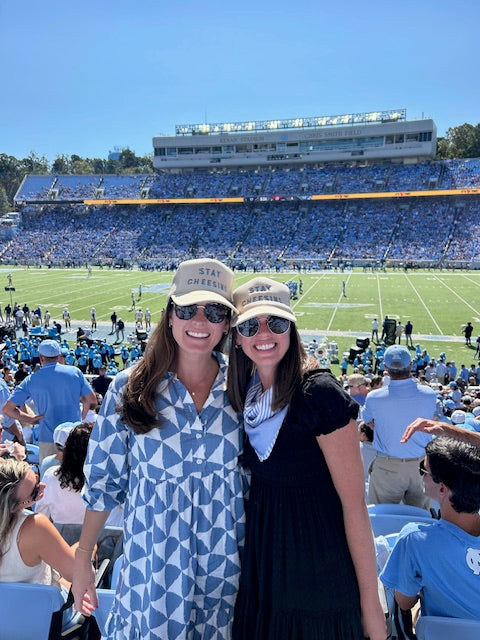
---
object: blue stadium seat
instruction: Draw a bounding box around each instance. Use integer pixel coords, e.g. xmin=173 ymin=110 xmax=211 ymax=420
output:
xmin=368 ymin=503 xmax=432 ymax=518
xmin=94 ymin=589 xmax=116 ymax=637
xmin=415 ymin=615 xmax=480 ymax=640
xmin=369 ymin=513 xmax=434 ymax=537
xmin=0 ymin=583 xmax=85 ymax=640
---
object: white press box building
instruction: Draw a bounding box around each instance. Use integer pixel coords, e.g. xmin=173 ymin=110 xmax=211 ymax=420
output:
xmin=153 ymin=109 xmax=436 ymax=170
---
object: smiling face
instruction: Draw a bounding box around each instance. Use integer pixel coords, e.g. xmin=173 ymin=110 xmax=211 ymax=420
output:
xmin=235 ymin=314 xmax=291 ymax=386
xmin=170 ymin=301 xmax=229 ymax=360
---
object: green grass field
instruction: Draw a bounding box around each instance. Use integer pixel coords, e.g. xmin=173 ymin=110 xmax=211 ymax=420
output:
xmin=3 ymin=266 xmax=480 ymax=375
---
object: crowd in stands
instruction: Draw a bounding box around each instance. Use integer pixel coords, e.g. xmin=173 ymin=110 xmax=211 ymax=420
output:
xmin=14 ymin=158 xmax=480 ymax=203
xmin=2 ymin=195 xmax=480 ymax=268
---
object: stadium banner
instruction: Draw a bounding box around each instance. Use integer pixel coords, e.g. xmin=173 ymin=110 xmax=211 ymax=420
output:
xmin=312 ymin=188 xmax=480 ymax=200
xmin=82 ymin=188 xmax=480 ymax=206
xmin=83 ymin=197 xmax=244 ymax=205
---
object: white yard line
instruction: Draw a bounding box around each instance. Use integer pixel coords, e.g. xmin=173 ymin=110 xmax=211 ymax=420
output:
xmin=326 ymin=273 xmax=351 ymax=331
xmin=405 ymin=274 xmax=444 ymax=335
xmin=376 ymin=273 xmax=383 ymax=320
xmin=432 ymin=273 xmax=480 ymax=317
xmin=291 ymin=273 xmax=327 ymax=312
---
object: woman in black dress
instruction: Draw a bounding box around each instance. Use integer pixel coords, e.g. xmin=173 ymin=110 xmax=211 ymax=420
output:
xmin=228 ymin=277 xmax=386 ymax=640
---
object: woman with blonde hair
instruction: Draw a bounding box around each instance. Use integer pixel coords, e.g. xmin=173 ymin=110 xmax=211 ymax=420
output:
xmin=0 ymin=458 xmax=88 ymax=618
xmin=227 ymin=277 xmax=386 ymax=640
xmin=73 ymin=259 xmax=248 ymax=640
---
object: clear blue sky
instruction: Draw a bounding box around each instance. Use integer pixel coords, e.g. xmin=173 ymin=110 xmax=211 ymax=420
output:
xmin=1 ymin=0 xmax=478 ymax=163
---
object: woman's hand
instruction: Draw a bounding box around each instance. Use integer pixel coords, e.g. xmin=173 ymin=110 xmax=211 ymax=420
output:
xmin=361 ymin=598 xmax=388 ymax=640
xmin=72 ymin=551 xmax=98 ymax=615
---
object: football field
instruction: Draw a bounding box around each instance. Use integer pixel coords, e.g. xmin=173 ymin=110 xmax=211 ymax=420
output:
xmin=3 ymin=266 xmax=480 ymax=375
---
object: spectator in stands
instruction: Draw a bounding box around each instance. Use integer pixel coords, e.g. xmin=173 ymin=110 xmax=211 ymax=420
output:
xmin=0 ymin=458 xmax=89 ymax=620
xmin=362 ymin=345 xmax=437 ymax=508
xmin=347 ymin=373 xmax=370 ymax=407
xmin=72 ymin=259 xmax=247 ymax=640
xmin=380 ymin=436 xmax=480 ymax=621
xmin=36 ymin=422 xmax=123 ymax=543
xmin=91 ymin=365 xmax=112 ymax=397
xmin=2 ymin=340 xmax=96 ymax=462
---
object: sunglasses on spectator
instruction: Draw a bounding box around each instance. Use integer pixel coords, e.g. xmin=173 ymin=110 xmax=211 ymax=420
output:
xmin=17 ymin=481 xmax=42 ymax=507
xmin=173 ymin=303 xmax=230 ymax=324
xmin=418 ymin=459 xmax=431 ymax=477
xmin=237 ymin=316 xmax=290 ymax=338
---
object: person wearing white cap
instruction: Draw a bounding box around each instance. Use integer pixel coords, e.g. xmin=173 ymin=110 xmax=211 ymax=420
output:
xmin=2 ymin=339 xmax=96 ymax=462
xmin=227 ymin=277 xmax=385 ymax=640
xmin=362 ymin=344 xmax=438 ymax=509
xmin=73 ymin=259 xmax=248 ymax=640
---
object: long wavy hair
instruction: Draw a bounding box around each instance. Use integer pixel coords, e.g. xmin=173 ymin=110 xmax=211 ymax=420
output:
xmin=120 ymin=301 xmax=229 ymax=434
xmin=56 ymin=422 xmax=92 ymax=492
xmin=227 ymin=323 xmax=307 ymax=413
xmin=0 ymin=459 xmax=30 ymax=563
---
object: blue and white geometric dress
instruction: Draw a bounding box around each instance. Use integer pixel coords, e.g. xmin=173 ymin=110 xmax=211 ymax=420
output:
xmin=83 ymin=353 xmax=247 ymax=640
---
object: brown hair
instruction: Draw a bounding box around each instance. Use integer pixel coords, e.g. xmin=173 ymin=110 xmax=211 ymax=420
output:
xmin=227 ymin=324 xmax=307 ymax=413
xmin=121 ymin=302 xmax=228 ymax=434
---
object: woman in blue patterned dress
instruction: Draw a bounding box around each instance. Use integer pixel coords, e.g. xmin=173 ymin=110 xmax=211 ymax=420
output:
xmin=72 ymin=259 xmax=248 ymax=640
xmin=227 ymin=277 xmax=386 ymax=640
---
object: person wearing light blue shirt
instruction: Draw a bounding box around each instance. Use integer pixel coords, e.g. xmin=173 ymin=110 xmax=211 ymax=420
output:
xmin=362 ymin=344 xmax=437 ymax=508
xmin=381 ymin=436 xmax=480 ymax=621
xmin=1 ymin=340 xmax=96 ymax=461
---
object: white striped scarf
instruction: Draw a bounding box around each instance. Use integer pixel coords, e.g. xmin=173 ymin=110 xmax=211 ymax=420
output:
xmin=244 ymin=372 xmax=288 ymax=462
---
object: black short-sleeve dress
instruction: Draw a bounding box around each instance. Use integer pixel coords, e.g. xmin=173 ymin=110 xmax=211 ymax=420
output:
xmin=232 ymin=370 xmax=364 ymax=640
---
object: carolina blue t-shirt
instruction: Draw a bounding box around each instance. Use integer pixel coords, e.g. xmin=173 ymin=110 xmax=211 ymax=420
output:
xmin=380 ymin=519 xmax=480 ymax=619
xmin=361 ymin=378 xmax=436 ymax=457
xmin=9 ymin=362 xmax=93 ymax=442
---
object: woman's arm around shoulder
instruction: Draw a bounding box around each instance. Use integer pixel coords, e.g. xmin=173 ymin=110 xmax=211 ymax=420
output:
xmin=317 ymin=419 xmax=387 ymax=640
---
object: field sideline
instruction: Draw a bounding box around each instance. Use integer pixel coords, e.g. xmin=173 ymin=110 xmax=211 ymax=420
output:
xmin=2 ymin=267 xmax=480 ymax=375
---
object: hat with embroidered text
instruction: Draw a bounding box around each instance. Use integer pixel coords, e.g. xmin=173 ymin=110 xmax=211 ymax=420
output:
xmin=169 ymin=258 xmax=236 ymax=312
xmin=38 ymin=340 xmax=61 ymax=357
xmin=383 ymin=345 xmax=412 ymax=370
xmin=232 ymin=277 xmax=296 ymax=326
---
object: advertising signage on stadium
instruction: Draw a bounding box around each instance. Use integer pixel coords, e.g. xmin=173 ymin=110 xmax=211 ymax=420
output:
xmin=82 ymin=188 xmax=480 ymax=206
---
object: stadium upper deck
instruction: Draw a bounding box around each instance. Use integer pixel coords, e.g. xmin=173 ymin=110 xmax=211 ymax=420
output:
xmin=153 ymin=109 xmax=436 ymax=169
xmin=14 ymin=158 xmax=480 ymax=206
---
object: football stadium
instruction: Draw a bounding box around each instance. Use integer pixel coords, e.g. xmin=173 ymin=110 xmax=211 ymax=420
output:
xmin=4 ymin=108 xmax=480 ymax=374
xmin=2 ymin=107 xmax=480 ymax=640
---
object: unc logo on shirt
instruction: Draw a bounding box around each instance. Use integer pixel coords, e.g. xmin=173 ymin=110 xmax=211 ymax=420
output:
xmin=465 ymin=547 xmax=480 ymax=575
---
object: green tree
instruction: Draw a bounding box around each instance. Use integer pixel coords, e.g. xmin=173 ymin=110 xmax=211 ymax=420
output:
xmin=445 ymin=123 xmax=478 ymax=158
xmin=0 ymin=153 xmax=23 ymax=201
xmin=119 ymin=148 xmax=138 ymax=170
xmin=52 ymin=154 xmax=70 ymax=174
xmin=70 ymin=157 xmax=95 ymax=174
xmin=0 ymin=184 xmax=10 ymax=215
xmin=20 ymin=151 xmax=49 ymax=174
xmin=435 ymin=137 xmax=451 ymax=160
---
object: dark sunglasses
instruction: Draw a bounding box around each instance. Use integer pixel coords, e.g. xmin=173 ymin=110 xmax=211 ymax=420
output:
xmin=237 ymin=315 xmax=290 ymax=338
xmin=173 ymin=303 xmax=230 ymax=324
xmin=418 ymin=459 xmax=431 ymax=477
xmin=17 ymin=481 xmax=41 ymax=507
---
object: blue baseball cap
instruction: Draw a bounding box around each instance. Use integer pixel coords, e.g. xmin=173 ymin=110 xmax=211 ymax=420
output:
xmin=384 ymin=345 xmax=412 ymax=370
